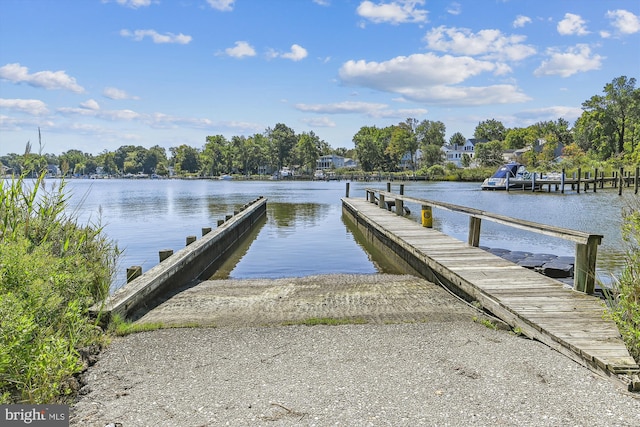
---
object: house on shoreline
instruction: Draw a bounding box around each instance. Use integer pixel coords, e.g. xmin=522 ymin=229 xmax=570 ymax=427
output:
xmin=441 ymin=138 xmax=487 ymax=167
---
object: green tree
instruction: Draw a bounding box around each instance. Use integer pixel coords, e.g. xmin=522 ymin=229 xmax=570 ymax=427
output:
xmin=580 ymin=76 xmax=639 ymax=157
xmin=202 ymin=135 xmax=227 ymax=176
xmin=59 ymin=149 xmax=87 ymax=176
xmin=171 ymin=144 xmax=200 ymax=175
xmin=267 ymin=123 xmax=297 ymax=171
xmin=505 ymin=127 xmax=537 ymax=150
xmin=475 ymin=140 xmax=504 ymax=167
xmin=421 ymin=144 xmax=444 ymax=167
xmin=295 ymin=131 xmax=322 ymax=173
xmin=474 ymin=119 xmax=506 ymax=142
xmin=449 ymin=132 xmax=466 ymax=146
xmin=353 ymin=126 xmax=385 ymax=172
xmin=416 ymin=119 xmax=446 ymax=147
xmin=143 ymin=145 xmax=167 ymax=175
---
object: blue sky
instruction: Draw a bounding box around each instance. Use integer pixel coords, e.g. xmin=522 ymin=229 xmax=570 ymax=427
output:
xmin=1 ymin=0 xmax=639 ymax=156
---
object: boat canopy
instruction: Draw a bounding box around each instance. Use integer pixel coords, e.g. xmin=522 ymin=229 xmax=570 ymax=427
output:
xmin=491 ymin=163 xmax=522 ymax=179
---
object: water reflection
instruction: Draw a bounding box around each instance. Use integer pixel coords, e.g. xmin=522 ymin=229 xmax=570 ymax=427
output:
xmin=55 ymin=179 xmax=632 ymax=288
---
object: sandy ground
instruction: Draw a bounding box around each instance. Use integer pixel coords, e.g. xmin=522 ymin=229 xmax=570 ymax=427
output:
xmin=71 ymin=274 xmax=640 ymax=426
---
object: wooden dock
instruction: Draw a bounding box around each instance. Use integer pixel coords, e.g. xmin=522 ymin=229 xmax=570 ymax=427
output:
xmin=505 ymin=166 xmax=639 ymax=194
xmin=342 ymin=195 xmax=639 ymax=387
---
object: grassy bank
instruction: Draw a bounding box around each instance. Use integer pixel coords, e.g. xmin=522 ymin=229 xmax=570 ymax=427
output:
xmin=0 ymin=173 xmax=119 ymax=403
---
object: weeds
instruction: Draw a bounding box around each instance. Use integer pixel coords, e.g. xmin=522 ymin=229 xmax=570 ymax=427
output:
xmin=107 ymin=314 xmax=164 ymax=336
xmin=606 ymin=196 xmax=640 ymax=361
xmin=0 ymin=173 xmax=118 ymax=403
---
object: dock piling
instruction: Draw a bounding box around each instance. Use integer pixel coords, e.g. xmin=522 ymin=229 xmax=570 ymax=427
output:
xmin=159 ymin=249 xmax=173 ymax=262
xmin=126 ymin=266 xmax=142 ymax=283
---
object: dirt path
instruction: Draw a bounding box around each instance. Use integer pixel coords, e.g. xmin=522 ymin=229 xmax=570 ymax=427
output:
xmin=134 ymin=274 xmax=480 ymax=327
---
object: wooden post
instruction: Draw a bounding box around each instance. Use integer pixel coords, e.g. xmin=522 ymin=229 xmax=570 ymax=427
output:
xmin=577 ymin=168 xmax=581 ymax=194
xmin=506 ymin=173 xmax=510 ymax=192
xmin=561 ymin=169 xmax=565 ymax=194
xmin=619 ymin=167 xmax=624 ymax=196
xmin=202 ymin=227 xmax=212 ymax=236
xmin=574 ymin=235 xmax=600 ymax=294
xmin=530 ymin=173 xmax=534 ymax=192
xmin=225 ymin=214 xmax=233 ymax=221
xmin=399 ymin=184 xmax=404 ymax=195
xmin=396 ymin=198 xmax=404 ymax=216
xmin=159 ymin=249 xmax=173 ymax=262
xmin=345 ymin=182 xmax=350 ymax=198
xmin=379 ymin=193 xmax=385 ymax=209
xmin=635 ymin=166 xmax=639 ymax=194
xmin=468 ymin=217 xmax=481 ymax=247
xmin=126 ymin=266 xmax=142 ymax=283
xmin=584 ymin=171 xmax=589 ymax=192
xmin=386 ymin=182 xmax=391 ymax=192
xmin=217 ymin=219 xmax=225 ymax=226
xmin=593 ymin=168 xmax=597 ymax=193
xmin=186 ymin=235 xmax=197 ymax=245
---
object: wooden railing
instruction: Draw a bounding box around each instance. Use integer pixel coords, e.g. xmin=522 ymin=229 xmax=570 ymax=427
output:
xmin=362 ymin=185 xmax=603 ymax=294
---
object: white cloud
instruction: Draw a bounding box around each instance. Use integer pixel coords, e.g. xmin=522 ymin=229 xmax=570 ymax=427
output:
xmin=296 ymin=101 xmax=427 ymax=119
xmin=340 ymin=53 xmax=495 ymax=88
xmin=606 ymin=9 xmax=640 ymax=35
xmin=513 ymin=15 xmax=531 ymax=28
xmin=301 ymin=117 xmax=336 ymax=127
xmin=296 ymin=101 xmax=389 ymax=114
xmin=58 ymin=105 xmax=141 ymax=121
xmin=357 ymin=0 xmax=428 ymax=25
xmin=557 ymin=13 xmax=589 ymax=36
xmin=447 ymin=2 xmax=461 ymax=16
xmin=424 ymin=26 xmax=536 ymax=61
xmin=0 ymin=98 xmax=49 ymax=115
xmin=80 ymin=99 xmax=100 ymax=110
xmin=534 ymin=44 xmax=603 ymax=77
xmin=0 ymin=63 xmax=84 ymax=93
xmin=224 ymin=41 xmax=256 ymax=58
xmin=339 ymin=53 xmax=530 ymax=105
xmin=103 ymin=87 xmax=139 ymax=100
xmin=313 ymin=0 xmax=331 ymax=6
xmin=120 ymin=29 xmax=192 ymax=44
xmin=268 ymin=44 xmax=308 ymax=61
xmin=515 ymin=106 xmax=583 ymax=124
xmin=207 ymin=0 xmax=234 ymax=11
xmin=104 ymin=0 xmax=152 ymax=8
xmin=281 ymin=44 xmax=308 ymax=61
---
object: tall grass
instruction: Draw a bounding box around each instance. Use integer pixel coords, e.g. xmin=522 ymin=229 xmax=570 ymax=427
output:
xmin=607 ymin=196 xmax=640 ymax=361
xmin=0 ymin=173 xmax=119 ymax=403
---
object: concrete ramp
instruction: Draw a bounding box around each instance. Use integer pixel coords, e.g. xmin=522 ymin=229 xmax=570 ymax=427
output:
xmin=135 ymin=274 xmax=479 ymax=327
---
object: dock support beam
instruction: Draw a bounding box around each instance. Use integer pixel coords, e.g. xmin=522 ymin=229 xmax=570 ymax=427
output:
xmin=468 ymin=217 xmax=481 ymax=247
xmin=574 ymin=235 xmax=600 ymax=294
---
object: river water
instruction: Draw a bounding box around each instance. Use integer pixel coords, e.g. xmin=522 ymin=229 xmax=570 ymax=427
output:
xmin=56 ymin=178 xmax=635 ymax=290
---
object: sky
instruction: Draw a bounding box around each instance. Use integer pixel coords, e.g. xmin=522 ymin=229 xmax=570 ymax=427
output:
xmin=1 ymin=0 xmax=639 ymax=156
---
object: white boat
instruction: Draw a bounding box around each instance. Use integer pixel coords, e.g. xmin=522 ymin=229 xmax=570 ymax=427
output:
xmin=219 ymin=174 xmax=233 ymax=180
xmin=481 ymin=163 xmax=533 ymax=190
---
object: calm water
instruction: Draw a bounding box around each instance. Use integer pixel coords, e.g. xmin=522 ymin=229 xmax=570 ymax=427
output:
xmin=55 ymin=178 xmax=635 ymax=290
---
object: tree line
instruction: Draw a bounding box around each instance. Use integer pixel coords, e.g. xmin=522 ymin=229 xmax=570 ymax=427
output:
xmin=2 ymin=76 xmax=638 ymax=177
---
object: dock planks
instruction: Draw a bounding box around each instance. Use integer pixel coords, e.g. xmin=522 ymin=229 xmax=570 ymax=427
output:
xmin=342 ymin=197 xmax=638 ymax=380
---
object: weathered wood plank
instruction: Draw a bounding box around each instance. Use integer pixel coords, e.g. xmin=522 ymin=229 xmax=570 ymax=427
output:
xmin=342 ymin=197 xmax=639 ymax=379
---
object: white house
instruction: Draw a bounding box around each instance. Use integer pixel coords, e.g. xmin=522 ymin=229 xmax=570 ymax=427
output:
xmin=441 ymin=139 xmax=486 ymax=167
xmin=399 ymin=149 xmax=423 ymax=170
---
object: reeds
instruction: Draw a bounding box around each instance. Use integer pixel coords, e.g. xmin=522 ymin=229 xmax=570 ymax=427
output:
xmin=0 ymin=172 xmax=119 ymax=403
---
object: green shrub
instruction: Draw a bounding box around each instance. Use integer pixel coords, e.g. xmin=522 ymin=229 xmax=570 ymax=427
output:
xmin=608 ymin=196 xmax=640 ymax=361
xmin=0 ymin=173 xmax=118 ymax=403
